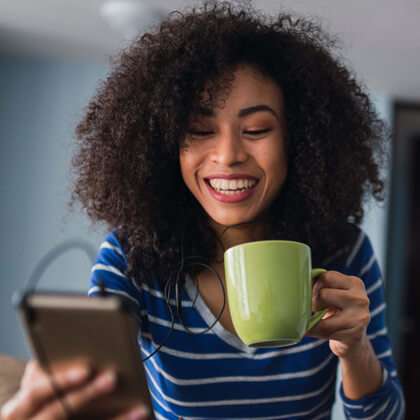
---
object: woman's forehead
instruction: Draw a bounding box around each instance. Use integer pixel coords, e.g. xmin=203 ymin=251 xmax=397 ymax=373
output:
xmin=192 ymin=66 xmax=284 ymax=118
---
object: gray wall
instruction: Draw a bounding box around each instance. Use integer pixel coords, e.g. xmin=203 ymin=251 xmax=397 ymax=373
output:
xmin=0 ymin=54 xmax=108 ymax=358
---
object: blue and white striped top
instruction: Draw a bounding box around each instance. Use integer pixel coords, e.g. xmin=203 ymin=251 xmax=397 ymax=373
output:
xmin=87 ymin=227 xmax=405 ymax=419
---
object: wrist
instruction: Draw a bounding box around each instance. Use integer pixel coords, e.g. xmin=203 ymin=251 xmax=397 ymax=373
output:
xmin=339 ymin=333 xmax=383 ymax=399
xmin=339 ymin=332 xmax=370 ymax=362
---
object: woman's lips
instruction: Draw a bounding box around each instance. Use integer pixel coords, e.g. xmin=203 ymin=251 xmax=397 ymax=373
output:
xmin=204 ymin=179 xmax=258 ymax=203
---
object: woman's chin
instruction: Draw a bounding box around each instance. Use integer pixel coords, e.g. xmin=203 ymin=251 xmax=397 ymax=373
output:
xmin=207 ymin=211 xmax=258 ymax=229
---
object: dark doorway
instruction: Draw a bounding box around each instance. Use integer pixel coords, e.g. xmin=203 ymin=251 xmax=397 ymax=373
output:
xmin=387 ymin=102 xmax=420 ymax=420
xmin=400 ymin=134 xmax=420 ymax=419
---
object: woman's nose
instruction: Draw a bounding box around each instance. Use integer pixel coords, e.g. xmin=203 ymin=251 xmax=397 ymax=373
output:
xmin=210 ymin=130 xmax=248 ymax=166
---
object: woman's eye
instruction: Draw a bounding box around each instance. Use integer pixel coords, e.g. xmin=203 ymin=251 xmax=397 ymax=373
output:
xmin=188 ymin=130 xmax=214 ymax=137
xmin=243 ymin=128 xmax=272 ymax=137
xmin=187 ymin=128 xmax=272 ymax=138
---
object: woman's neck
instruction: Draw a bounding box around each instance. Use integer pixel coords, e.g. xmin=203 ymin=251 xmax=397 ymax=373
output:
xmin=210 ymin=218 xmax=270 ymax=264
xmin=194 ymin=218 xmax=270 ymax=290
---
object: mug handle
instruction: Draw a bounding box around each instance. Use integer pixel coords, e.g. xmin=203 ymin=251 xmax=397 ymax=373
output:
xmin=306 ymin=268 xmax=328 ymax=332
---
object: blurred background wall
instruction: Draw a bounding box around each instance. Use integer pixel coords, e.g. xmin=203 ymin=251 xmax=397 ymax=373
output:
xmin=0 ymin=54 xmax=107 ymax=355
xmin=0 ymin=1 xmax=419 ymax=419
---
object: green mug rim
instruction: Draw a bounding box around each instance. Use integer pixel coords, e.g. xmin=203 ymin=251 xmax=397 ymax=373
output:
xmin=224 ymin=239 xmax=311 ymax=255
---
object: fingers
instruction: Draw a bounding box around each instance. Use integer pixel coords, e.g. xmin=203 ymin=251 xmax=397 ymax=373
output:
xmin=309 ymin=307 xmax=370 ymax=338
xmin=312 ymin=272 xmax=369 ymax=313
xmin=110 ymin=404 xmax=151 ymax=420
xmin=308 ymin=271 xmax=371 ymax=349
xmin=310 ymin=283 xmax=370 ymax=335
xmin=313 ymin=271 xmax=355 ymax=291
xmin=1 ymin=359 xmax=149 ymax=420
xmin=1 ymin=360 xmax=92 ymax=420
xmin=314 ymin=287 xmax=370 ymax=310
xmin=31 ymin=369 xmax=117 ymax=420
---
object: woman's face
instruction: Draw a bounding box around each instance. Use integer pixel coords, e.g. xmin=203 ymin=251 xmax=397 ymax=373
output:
xmin=179 ymin=65 xmax=287 ymax=228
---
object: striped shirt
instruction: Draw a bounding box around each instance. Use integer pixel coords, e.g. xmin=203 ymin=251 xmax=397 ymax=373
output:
xmin=88 ymin=227 xmax=405 ymax=419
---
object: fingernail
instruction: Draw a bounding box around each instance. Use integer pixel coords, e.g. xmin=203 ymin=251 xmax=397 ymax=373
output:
xmin=128 ymin=406 xmax=150 ymax=420
xmin=95 ymin=370 xmax=117 ymax=390
xmin=67 ymin=366 xmax=90 ymax=382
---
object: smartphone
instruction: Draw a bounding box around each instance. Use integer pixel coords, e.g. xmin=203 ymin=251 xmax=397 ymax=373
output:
xmin=14 ymin=290 xmax=153 ymax=418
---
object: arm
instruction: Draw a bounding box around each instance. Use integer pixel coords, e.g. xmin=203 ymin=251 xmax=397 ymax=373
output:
xmin=88 ymin=231 xmax=154 ymax=415
xmin=309 ymin=228 xmax=405 ymax=419
xmin=339 ymin=231 xmax=405 ymax=419
xmin=340 ymin=334 xmax=383 ymax=399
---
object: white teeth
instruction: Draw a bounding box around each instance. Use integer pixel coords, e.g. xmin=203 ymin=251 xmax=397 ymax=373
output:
xmin=208 ymin=178 xmax=257 ymax=192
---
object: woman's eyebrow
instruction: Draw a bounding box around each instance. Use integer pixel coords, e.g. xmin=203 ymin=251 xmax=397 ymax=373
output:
xmin=194 ymin=104 xmax=279 ymax=119
xmin=238 ymin=104 xmax=279 ymax=119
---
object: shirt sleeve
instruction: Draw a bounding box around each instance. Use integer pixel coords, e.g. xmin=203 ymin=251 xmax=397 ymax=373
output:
xmin=339 ymin=228 xmax=405 ymax=419
xmin=87 ymin=230 xmax=144 ymax=311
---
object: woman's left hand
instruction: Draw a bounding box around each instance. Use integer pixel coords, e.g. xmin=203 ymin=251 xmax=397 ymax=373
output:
xmin=307 ymin=270 xmax=371 ymax=359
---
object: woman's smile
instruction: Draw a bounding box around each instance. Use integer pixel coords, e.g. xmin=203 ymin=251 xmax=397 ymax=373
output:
xmin=204 ymin=175 xmax=260 ymax=203
xmin=205 ymin=179 xmax=258 ymax=203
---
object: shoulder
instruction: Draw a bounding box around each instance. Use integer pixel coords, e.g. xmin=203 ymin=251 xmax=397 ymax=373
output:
xmin=95 ymin=230 xmax=128 ymax=268
xmin=89 ymin=231 xmax=146 ymax=306
xmin=321 ymin=224 xmax=382 ymax=295
xmin=324 ymin=223 xmax=377 ymax=273
xmin=343 ymin=224 xmax=377 ymax=272
xmin=104 ymin=229 xmax=127 ymax=255
xmin=95 ymin=230 xmax=162 ymax=290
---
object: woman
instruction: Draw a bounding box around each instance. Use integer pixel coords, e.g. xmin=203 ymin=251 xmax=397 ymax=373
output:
xmin=1 ymin=1 xmax=404 ymax=419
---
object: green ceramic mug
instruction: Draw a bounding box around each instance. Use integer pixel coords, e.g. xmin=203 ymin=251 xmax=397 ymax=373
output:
xmin=224 ymin=240 xmax=327 ymax=348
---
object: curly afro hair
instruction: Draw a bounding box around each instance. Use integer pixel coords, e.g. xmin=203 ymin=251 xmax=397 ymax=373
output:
xmin=71 ymin=0 xmax=387 ymax=287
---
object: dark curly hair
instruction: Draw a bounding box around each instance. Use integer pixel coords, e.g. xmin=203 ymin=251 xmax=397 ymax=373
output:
xmin=70 ymin=0 xmax=387 ymax=288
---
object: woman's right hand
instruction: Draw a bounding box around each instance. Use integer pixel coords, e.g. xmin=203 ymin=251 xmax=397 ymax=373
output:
xmin=0 ymin=359 xmax=150 ymax=420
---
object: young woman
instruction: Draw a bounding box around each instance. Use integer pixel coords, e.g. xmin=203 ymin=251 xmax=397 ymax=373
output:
xmin=2 ymin=1 xmax=404 ymax=419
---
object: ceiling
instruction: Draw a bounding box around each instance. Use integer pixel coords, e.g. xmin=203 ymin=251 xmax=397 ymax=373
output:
xmin=0 ymin=0 xmax=419 ymax=98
